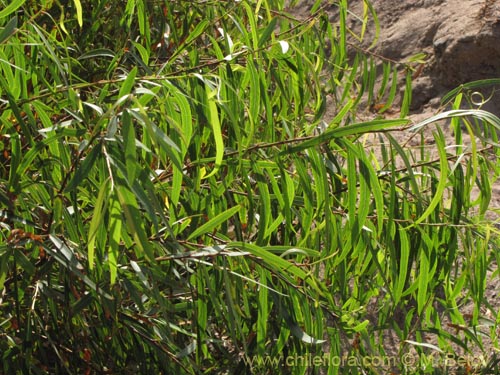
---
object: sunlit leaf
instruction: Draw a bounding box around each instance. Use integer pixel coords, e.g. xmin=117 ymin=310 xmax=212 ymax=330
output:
xmin=187 ymin=205 xmax=241 ymax=241
xmin=0 ymin=0 xmax=25 ymax=19
xmin=203 ymin=84 xmax=224 ymax=179
xmin=72 ymin=0 xmax=83 ymax=27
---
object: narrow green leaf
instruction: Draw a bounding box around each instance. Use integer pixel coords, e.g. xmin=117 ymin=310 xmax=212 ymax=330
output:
xmin=122 ymin=110 xmax=137 ymax=181
xmin=187 ymin=205 xmax=241 ymax=241
xmin=0 ymin=247 xmax=9 ymax=290
xmin=365 ymin=0 xmax=380 ymax=48
xmin=242 ymin=2 xmax=259 ymax=51
xmin=386 ymin=133 xmax=423 ymax=213
xmin=119 ymin=66 xmax=138 ymax=99
xmin=196 ymin=268 xmax=209 ymax=357
xmin=65 ymin=143 xmax=101 ymax=191
xmin=166 ymin=20 xmax=209 ymax=64
xmin=78 ymin=48 xmax=115 ymax=60
xmin=253 ymin=169 xmax=271 ymax=244
xmin=136 ymin=0 xmax=146 ymax=36
xmin=441 ymin=78 xmax=500 ymax=105
xmin=394 ymin=228 xmax=409 ymax=305
xmin=123 ymin=0 xmax=135 ymax=27
xmin=128 ymin=105 xmax=182 ymax=171
xmin=282 ymin=168 xmax=295 ymax=214
xmin=351 ymin=317 xmax=370 ymax=332
xmin=258 ymin=17 xmax=277 ymax=47
xmin=361 ymin=153 xmax=385 ymax=236
xmin=338 ymin=0 xmax=347 ymax=60
xmin=478 ymin=157 xmax=491 ymax=216
xmin=405 ymin=131 xmax=448 ymax=228
xmin=282 ymin=119 xmax=409 ymax=155
xmin=378 ymin=67 xmax=399 ymax=113
xmin=330 ymin=99 xmax=354 ymax=124
xmin=400 ymin=70 xmax=412 ymax=118
xmin=346 ymin=146 xmax=357 ymax=226
xmin=417 ymin=240 xmax=431 ymax=315
xmin=0 ymin=16 xmax=17 ymax=44
xmin=264 ymin=213 xmax=284 ymax=239
xmin=131 ymin=41 xmax=149 ymax=65
xmin=87 ymin=179 xmax=110 ymax=269
xmin=280 ymin=298 xmax=326 ymax=345
xmin=162 ymin=80 xmax=192 ymax=155
xmin=7 ymin=133 xmax=21 ymax=194
xmin=73 ymin=0 xmax=83 ymax=27
xmin=108 ymin=193 xmax=122 ymax=284
xmin=0 ymin=0 xmax=25 ymax=19
xmin=245 ymin=60 xmax=259 ymax=147
xmin=182 ymin=20 xmax=208 ymax=48
xmin=203 ymin=85 xmax=224 ymax=179
xmin=171 ymin=168 xmax=182 ymax=207
xmin=14 ymin=250 xmax=35 ymax=275
xmin=229 ymin=242 xmax=325 ymax=296
xmin=116 ymin=184 xmax=154 ymax=262
xmin=410 ymin=109 xmax=500 ymax=133
xmin=48 ymin=235 xmax=114 ymax=300
xmin=257 ymin=267 xmax=269 ymax=356
xmin=31 ymin=24 xmax=67 ymax=85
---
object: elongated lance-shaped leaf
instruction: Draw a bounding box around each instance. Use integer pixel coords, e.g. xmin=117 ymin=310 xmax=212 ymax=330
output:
xmin=72 ymin=0 xmax=83 ymax=27
xmin=346 ymin=144 xmax=358 ymax=228
xmin=258 ymin=17 xmax=278 ymax=48
xmin=417 ymin=229 xmax=438 ymax=315
xmin=386 ymin=132 xmax=424 ymax=214
xmin=281 ymin=118 xmax=409 ymax=155
xmin=115 ymin=181 xmax=154 ymax=262
xmin=441 ymin=78 xmax=500 ymax=104
xmin=410 ymin=109 xmax=500 ymax=133
xmin=355 ymin=143 xmax=385 ymax=235
xmin=122 ymin=109 xmax=137 ymax=182
xmin=393 ymin=228 xmax=410 ymax=305
xmin=108 ymin=192 xmax=123 ymax=284
xmin=48 ymin=235 xmax=113 ymax=300
xmin=242 ymin=1 xmax=259 ymax=51
xmin=78 ymin=48 xmax=116 ymax=60
xmin=400 ymin=70 xmax=412 ymax=118
xmin=228 ymin=242 xmax=326 ymax=297
xmin=161 ymin=20 xmax=209 ymax=70
xmin=256 ymin=267 xmax=269 ymax=356
xmin=65 ymin=143 xmax=101 ymax=191
xmin=88 ymin=178 xmax=111 ymax=269
xmin=118 ymin=66 xmax=137 ymax=99
xmin=0 ymin=0 xmax=26 ymax=19
xmin=245 ymin=59 xmax=259 ymax=148
xmin=202 ymin=84 xmax=224 ymax=179
xmin=0 ymin=16 xmax=17 ymax=44
xmin=187 ymin=205 xmax=241 ymax=241
xmin=405 ymin=130 xmax=449 ymax=229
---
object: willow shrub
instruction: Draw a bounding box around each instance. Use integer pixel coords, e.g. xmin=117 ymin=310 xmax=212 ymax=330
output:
xmin=1 ymin=0 xmax=499 ymax=374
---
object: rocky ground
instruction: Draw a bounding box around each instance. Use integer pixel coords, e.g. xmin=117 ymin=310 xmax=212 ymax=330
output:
xmin=359 ymin=0 xmax=500 ymax=115
xmin=292 ymin=0 xmax=500 ymax=115
xmin=290 ymin=0 xmax=500 ymax=373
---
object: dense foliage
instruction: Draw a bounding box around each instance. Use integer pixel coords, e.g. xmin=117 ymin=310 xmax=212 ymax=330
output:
xmin=1 ymin=0 xmax=500 ymax=373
